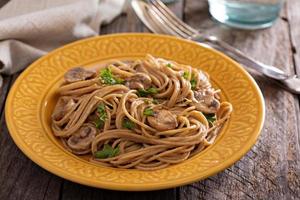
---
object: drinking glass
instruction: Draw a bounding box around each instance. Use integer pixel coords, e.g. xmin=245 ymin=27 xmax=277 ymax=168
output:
xmin=208 ymin=0 xmax=284 ymax=29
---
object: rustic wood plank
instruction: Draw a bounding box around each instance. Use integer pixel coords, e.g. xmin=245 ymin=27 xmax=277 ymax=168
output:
xmin=1 ymin=0 xmax=299 ymax=200
xmin=61 ymin=181 xmax=177 ymax=200
xmin=0 ymin=73 xmax=63 ymax=200
xmin=180 ymin=1 xmax=300 ymax=199
xmin=0 ymin=75 xmax=11 ymax=115
xmin=285 ymin=1 xmax=300 ymax=198
xmin=286 ymin=0 xmax=300 ymax=76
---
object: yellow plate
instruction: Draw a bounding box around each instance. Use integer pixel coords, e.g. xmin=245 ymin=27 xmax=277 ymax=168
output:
xmin=5 ymin=33 xmax=265 ymax=191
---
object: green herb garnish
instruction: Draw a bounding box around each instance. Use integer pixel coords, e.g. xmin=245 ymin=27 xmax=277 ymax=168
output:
xmin=99 ymin=67 xmax=124 ymax=85
xmin=94 ymin=144 xmax=120 ymax=159
xmin=137 ymin=87 xmax=158 ymax=97
xmin=183 ymin=71 xmax=190 ymax=80
xmin=94 ymin=118 xmax=104 ymax=129
xmin=143 ymin=108 xmax=155 ymax=116
xmin=144 ymin=99 xmax=159 ymax=105
xmin=204 ymin=113 xmax=216 ymax=124
xmin=94 ymin=103 xmax=107 ymax=128
xmin=143 ymin=99 xmax=151 ymax=104
xmin=152 ymin=99 xmax=159 ymax=104
xmin=190 ymin=74 xmax=197 ymax=90
xmin=122 ymin=118 xmax=135 ymax=130
xmin=166 ymin=63 xmax=172 ymax=68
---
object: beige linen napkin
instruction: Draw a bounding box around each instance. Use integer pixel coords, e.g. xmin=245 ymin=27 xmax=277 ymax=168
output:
xmin=0 ymin=0 xmax=126 ymax=87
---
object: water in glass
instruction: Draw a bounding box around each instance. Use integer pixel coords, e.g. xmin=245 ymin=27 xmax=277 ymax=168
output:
xmin=208 ymin=0 xmax=284 ymax=29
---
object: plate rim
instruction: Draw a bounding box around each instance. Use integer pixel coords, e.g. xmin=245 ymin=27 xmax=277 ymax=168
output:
xmin=5 ymin=33 xmax=265 ymax=191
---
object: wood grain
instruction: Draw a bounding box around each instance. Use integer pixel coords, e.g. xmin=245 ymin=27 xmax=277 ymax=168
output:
xmin=287 ymin=0 xmax=300 ymax=76
xmin=61 ymin=182 xmax=177 ymax=200
xmin=0 ymin=0 xmax=299 ymax=199
xmin=0 ymin=76 xmax=11 ymax=115
xmin=180 ymin=1 xmax=300 ymax=199
xmin=0 ymin=74 xmax=63 ymax=200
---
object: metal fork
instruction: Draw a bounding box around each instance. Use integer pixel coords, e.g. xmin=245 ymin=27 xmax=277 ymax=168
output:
xmin=131 ymin=0 xmax=300 ymax=94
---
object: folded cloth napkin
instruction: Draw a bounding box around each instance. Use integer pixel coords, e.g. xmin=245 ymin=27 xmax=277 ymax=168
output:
xmin=0 ymin=0 xmax=126 ymax=87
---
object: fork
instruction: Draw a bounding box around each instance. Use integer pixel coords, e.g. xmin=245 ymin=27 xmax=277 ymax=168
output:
xmin=131 ymin=0 xmax=300 ymax=94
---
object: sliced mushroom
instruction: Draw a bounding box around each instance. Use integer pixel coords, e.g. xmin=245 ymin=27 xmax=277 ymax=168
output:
xmin=125 ymin=73 xmax=152 ymax=90
xmin=197 ymin=70 xmax=211 ymax=89
xmin=190 ymin=90 xmax=220 ymax=113
xmin=67 ymin=124 xmax=97 ymax=151
xmin=126 ymin=81 xmax=145 ymax=90
xmin=134 ymin=62 xmax=148 ymax=73
xmin=52 ymin=97 xmax=76 ymax=121
xmin=64 ymin=67 xmax=96 ymax=83
xmin=147 ymin=109 xmax=178 ymax=131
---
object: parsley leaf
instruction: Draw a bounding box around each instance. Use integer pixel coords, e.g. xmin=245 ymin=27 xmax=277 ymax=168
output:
xmin=143 ymin=99 xmax=151 ymax=104
xmin=144 ymin=99 xmax=159 ymax=105
xmin=143 ymin=108 xmax=154 ymax=116
xmin=94 ymin=118 xmax=104 ymax=129
xmin=183 ymin=71 xmax=190 ymax=80
xmin=122 ymin=118 xmax=135 ymax=130
xmin=95 ymin=144 xmax=120 ymax=159
xmin=94 ymin=103 xmax=107 ymax=129
xmin=137 ymin=87 xmax=158 ymax=97
xmin=190 ymin=76 xmax=197 ymax=90
xmin=166 ymin=63 xmax=172 ymax=68
xmin=99 ymin=68 xmax=124 ymax=85
xmin=204 ymin=113 xmax=216 ymax=124
xmin=147 ymin=87 xmax=157 ymax=94
xmin=97 ymin=103 xmax=106 ymax=116
xmin=152 ymin=99 xmax=159 ymax=104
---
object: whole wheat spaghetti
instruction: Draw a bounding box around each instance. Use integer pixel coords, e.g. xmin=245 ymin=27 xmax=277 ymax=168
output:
xmin=51 ymin=54 xmax=232 ymax=170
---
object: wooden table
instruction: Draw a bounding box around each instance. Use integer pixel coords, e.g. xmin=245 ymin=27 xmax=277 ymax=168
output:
xmin=0 ymin=0 xmax=299 ymax=199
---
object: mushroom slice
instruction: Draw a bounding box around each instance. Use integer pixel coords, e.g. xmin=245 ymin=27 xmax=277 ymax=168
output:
xmin=125 ymin=73 xmax=152 ymax=90
xmin=197 ymin=70 xmax=211 ymax=89
xmin=134 ymin=62 xmax=148 ymax=73
xmin=147 ymin=109 xmax=178 ymax=131
xmin=64 ymin=67 xmax=96 ymax=83
xmin=67 ymin=124 xmax=97 ymax=151
xmin=52 ymin=97 xmax=76 ymax=121
xmin=191 ymin=90 xmax=220 ymax=113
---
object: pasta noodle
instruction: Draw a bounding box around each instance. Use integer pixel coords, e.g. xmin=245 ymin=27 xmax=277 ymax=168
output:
xmin=51 ymin=54 xmax=232 ymax=170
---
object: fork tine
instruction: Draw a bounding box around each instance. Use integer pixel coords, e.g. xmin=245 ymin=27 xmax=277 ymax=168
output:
xmin=150 ymin=0 xmax=198 ymax=36
xmin=148 ymin=1 xmax=191 ymax=38
xmin=146 ymin=6 xmax=181 ymax=35
xmin=154 ymin=0 xmax=198 ymax=33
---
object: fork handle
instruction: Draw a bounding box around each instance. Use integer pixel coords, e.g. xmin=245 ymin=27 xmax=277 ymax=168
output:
xmin=193 ymin=35 xmax=291 ymax=81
